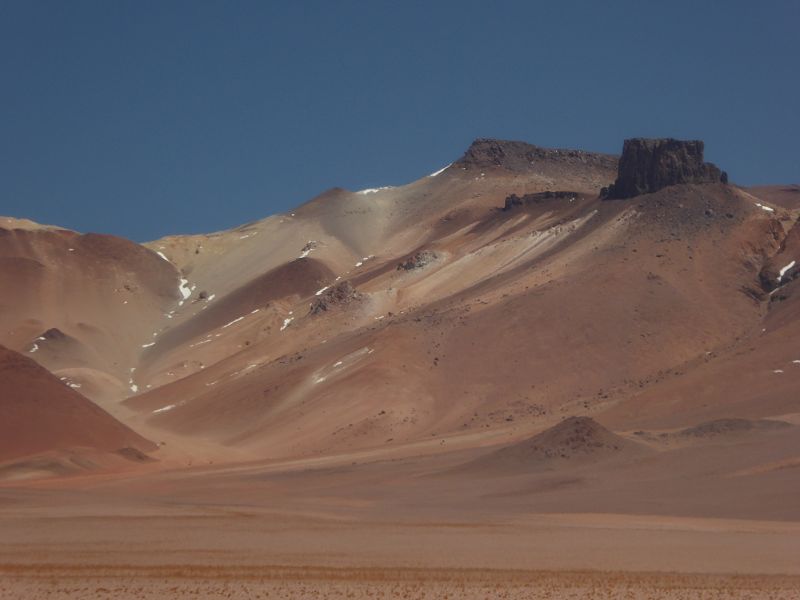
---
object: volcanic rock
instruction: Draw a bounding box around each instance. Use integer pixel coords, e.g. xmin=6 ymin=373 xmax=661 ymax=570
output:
xmin=603 ymin=138 xmax=727 ymax=199
xmin=397 ymin=250 xmax=438 ymax=271
xmin=309 ymin=281 xmax=362 ymax=315
xmin=455 ymin=138 xmax=617 ymax=172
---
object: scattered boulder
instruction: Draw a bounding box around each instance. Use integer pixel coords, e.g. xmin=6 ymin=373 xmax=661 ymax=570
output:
xmin=603 ymin=138 xmax=727 ymax=199
xmin=397 ymin=250 xmax=438 ymax=271
xmin=503 ymin=190 xmax=579 ymax=211
xmin=309 ymin=281 xmax=362 ymax=315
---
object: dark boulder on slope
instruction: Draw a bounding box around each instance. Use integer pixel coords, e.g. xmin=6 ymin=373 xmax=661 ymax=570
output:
xmin=604 ymin=138 xmax=727 ymax=199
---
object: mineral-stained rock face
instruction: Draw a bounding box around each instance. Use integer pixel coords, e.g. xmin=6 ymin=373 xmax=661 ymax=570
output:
xmin=604 ymin=138 xmax=727 ymax=199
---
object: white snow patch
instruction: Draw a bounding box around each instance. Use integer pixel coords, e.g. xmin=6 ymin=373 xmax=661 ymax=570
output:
xmin=280 ymin=317 xmax=293 ymax=331
xmin=375 ymin=315 xmax=385 ymax=320
xmin=222 ymin=316 xmax=245 ymax=329
xmin=35 ymin=336 xmax=46 ymax=341
xmin=68 ymin=248 xmax=75 ymax=252
xmin=333 ymin=361 xmax=343 ymax=368
xmin=178 ymin=278 xmax=192 ymax=300
xmin=429 ymin=163 xmax=452 ymax=177
xmin=356 ymin=186 xmax=393 ymax=195
xmin=354 ymin=261 xmax=363 ymax=267
xmin=156 ymin=251 xmax=170 ymax=262
xmin=130 ymin=384 xmax=139 ymax=393
xmin=141 ymin=342 xmax=155 ymax=348
xmin=250 ymin=308 xmax=260 ymax=314
xmin=68 ymin=382 xmax=81 ymax=389
xmin=315 ymin=286 xmax=329 ymax=296
xmin=29 ymin=344 xmax=38 ymax=353
xmin=755 ymin=202 xmax=775 ymax=213
xmin=778 ymin=260 xmax=796 ymax=282
xmin=773 ymin=369 xmax=784 ymax=374
xmin=152 ymin=404 xmax=176 ymax=414
xmin=207 ymin=294 xmax=216 ymax=302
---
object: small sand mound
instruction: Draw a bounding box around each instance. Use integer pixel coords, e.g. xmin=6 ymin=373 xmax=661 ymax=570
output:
xmin=461 ymin=417 xmax=648 ymax=474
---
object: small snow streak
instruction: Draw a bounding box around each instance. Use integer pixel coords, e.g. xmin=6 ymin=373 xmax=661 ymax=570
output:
xmin=280 ymin=317 xmax=293 ymax=331
xmin=429 ymin=163 xmax=452 ymax=177
xmin=152 ymin=404 xmax=176 ymax=414
xmin=778 ymin=260 xmax=795 ymax=282
xmin=156 ymin=251 xmax=170 ymax=262
xmin=222 ymin=316 xmax=245 ymax=329
xmin=755 ymin=203 xmax=775 ymax=213
xmin=356 ymin=186 xmax=393 ymax=195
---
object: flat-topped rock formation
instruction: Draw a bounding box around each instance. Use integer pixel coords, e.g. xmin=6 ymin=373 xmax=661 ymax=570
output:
xmin=455 ymin=138 xmax=617 ymax=172
xmin=604 ymin=138 xmax=727 ymax=199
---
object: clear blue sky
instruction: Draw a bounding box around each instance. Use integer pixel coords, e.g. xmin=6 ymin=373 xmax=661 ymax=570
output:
xmin=1 ymin=1 xmax=797 ymax=242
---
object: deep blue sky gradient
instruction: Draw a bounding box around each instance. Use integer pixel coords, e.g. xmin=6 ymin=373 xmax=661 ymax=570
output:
xmin=1 ymin=1 xmax=797 ymax=241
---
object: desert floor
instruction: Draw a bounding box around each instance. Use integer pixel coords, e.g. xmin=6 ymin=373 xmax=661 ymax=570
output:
xmin=2 ymin=457 xmax=799 ymax=599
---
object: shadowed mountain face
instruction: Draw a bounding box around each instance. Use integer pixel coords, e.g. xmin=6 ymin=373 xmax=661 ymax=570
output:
xmin=1 ymin=136 xmax=799 ymax=510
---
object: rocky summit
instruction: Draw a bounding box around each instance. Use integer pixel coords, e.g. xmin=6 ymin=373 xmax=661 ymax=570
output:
xmin=603 ymin=138 xmax=728 ymax=199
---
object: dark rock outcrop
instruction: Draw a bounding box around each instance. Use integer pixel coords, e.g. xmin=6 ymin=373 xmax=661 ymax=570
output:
xmin=503 ymin=190 xmax=579 ymax=211
xmin=603 ymin=138 xmax=727 ymax=199
xmin=455 ymin=138 xmax=617 ymax=172
xmin=397 ymin=250 xmax=438 ymax=271
xmin=309 ymin=281 xmax=362 ymax=315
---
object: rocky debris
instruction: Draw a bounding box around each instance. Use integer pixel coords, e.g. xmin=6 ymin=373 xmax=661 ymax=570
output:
xmin=603 ymin=138 xmax=727 ymax=199
xmin=759 ymin=219 xmax=800 ymax=293
xmin=455 ymin=138 xmax=617 ymax=172
xmin=309 ymin=281 xmax=362 ymax=315
xmin=397 ymin=250 xmax=438 ymax=271
xmin=677 ymin=418 xmax=791 ymax=439
xmin=503 ymin=191 xmax=579 ymax=211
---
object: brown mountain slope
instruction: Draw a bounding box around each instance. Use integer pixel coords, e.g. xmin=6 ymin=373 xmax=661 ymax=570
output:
xmin=0 ymin=345 xmax=154 ymax=466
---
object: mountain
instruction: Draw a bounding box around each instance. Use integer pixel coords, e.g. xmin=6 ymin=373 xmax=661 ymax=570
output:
xmin=1 ymin=137 xmax=799 ymax=490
